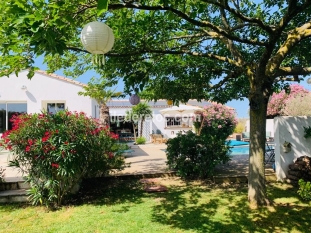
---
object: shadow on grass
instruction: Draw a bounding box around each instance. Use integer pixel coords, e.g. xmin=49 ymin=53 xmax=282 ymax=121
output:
xmin=63 ymin=178 xmax=311 ymax=232
xmin=150 ymin=182 xmax=311 ymax=233
xmin=65 ymin=177 xmax=147 ymax=208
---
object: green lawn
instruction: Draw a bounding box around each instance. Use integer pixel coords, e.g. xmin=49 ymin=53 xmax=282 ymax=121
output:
xmin=0 ymin=177 xmax=310 ymax=233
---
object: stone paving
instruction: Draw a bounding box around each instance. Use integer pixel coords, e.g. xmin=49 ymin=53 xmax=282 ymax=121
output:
xmin=0 ymin=143 xmax=275 ymax=182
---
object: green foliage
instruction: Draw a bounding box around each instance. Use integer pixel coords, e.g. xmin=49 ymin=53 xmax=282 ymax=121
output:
xmin=166 ymin=131 xmax=230 ymax=178
xmin=298 ymin=179 xmax=311 ymax=201
xmin=97 ymin=0 xmax=109 ymax=16
xmin=78 ymin=77 xmax=122 ymax=105
xmin=135 ymin=136 xmax=146 ymax=145
xmin=303 ymin=126 xmax=311 ymax=139
xmin=131 ymin=102 xmax=152 ymax=118
xmin=132 ymin=102 xmax=152 ymax=137
xmin=166 ymin=103 xmax=237 ymax=178
xmin=1 ymin=110 xmax=126 ymax=208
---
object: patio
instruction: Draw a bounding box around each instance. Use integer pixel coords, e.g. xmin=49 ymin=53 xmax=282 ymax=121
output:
xmin=0 ymin=142 xmax=275 ymax=183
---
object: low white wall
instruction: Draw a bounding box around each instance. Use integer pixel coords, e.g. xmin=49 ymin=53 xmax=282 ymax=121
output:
xmin=274 ymin=116 xmax=311 ymax=181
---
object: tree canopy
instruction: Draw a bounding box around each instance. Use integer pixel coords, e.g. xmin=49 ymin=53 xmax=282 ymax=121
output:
xmin=1 ymin=0 xmax=311 ymax=206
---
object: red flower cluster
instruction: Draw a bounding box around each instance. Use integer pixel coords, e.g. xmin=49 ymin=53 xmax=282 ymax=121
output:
xmin=51 ymin=163 xmax=59 ymax=169
xmin=42 ymin=131 xmax=50 ymax=142
xmin=109 ymin=132 xmax=119 ymax=140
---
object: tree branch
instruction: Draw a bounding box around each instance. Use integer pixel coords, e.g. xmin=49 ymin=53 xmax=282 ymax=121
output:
xmin=107 ymin=49 xmax=242 ymax=67
xmin=107 ymin=2 xmax=267 ymax=46
xmin=276 ymin=0 xmax=311 ymax=32
xmin=201 ymin=0 xmax=274 ymax=34
xmin=266 ymin=21 xmax=311 ymax=76
xmin=274 ymin=66 xmax=311 ymax=77
xmin=274 ymin=75 xmax=302 ymax=83
xmin=219 ymin=5 xmax=244 ymax=65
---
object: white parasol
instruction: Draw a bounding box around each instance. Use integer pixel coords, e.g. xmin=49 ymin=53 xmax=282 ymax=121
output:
xmin=159 ymin=105 xmax=203 ymax=117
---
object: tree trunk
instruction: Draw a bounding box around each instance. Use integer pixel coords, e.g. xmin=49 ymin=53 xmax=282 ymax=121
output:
xmin=99 ymin=103 xmax=110 ymax=127
xmin=248 ymin=90 xmax=269 ymax=207
xmin=132 ymin=122 xmax=137 ymax=141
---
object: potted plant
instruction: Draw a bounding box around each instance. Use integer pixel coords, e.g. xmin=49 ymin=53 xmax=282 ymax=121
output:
xmin=282 ymin=141 xmax=292 ymax=153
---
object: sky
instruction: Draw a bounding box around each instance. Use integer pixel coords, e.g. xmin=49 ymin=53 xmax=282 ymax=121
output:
xmin=35 ymin=58 xmax=311 ymax=119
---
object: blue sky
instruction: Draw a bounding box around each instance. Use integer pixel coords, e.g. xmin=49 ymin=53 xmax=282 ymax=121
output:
xmin=35 ymin=58 xmax=311 ymax=119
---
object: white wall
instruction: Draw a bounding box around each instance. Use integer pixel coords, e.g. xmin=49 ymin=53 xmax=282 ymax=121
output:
xmin=274 ymin=116 xmax=311 ymax=181
xmin=0 ymin=71 xmax=94 ymax=117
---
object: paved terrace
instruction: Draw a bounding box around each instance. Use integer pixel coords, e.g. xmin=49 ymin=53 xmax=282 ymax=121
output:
xmin=0 ymin=143 xmax=275 ymax=183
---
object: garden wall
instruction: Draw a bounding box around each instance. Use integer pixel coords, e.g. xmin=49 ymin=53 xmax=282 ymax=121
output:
xmin=274 ymin=116 xmax=311 ymax=181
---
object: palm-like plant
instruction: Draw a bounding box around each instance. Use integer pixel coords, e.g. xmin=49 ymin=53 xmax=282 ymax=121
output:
xmin=78 ymin=78 xmax=122 ymax=127
xmin=132 ymin=102 xmax=152 ymax=137
xmin=124 ymin=109 xmax=138 ymax=141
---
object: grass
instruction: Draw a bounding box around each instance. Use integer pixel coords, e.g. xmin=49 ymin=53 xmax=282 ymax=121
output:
xmin=0 ymin=177 xmax=310 ymax=233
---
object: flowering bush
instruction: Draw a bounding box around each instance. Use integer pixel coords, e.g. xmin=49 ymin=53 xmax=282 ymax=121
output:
xmin=194 ymin=103 xmax=238 ymax=140
xmin=166 ymin=103 xmax=237 ymax=178
xmin=1 ymin=110 xmax=126 ymax=208
xmin=267 ymin=84 xmax=309 ymax=118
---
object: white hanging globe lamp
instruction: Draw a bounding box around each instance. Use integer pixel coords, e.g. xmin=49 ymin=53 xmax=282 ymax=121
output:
xmin=81 ymin=21 xmax=114 ymax=64
xmin=129 ymin=94 xmax=140 ymax=105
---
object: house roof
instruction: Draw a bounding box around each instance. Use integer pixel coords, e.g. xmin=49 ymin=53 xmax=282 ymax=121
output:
xmin=35 ymin=70 xmax=87 ymax=87
xmin=33 ymin=71 xmax=234 ymax=111
xmin=107 ymin=99 xmax=213 ymax=109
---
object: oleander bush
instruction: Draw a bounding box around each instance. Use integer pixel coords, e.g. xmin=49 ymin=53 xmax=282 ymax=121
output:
xmin=267 ymin=84 xmax=310 ymax=118
xmin=1 ymin=110 xmax=126 ymax=208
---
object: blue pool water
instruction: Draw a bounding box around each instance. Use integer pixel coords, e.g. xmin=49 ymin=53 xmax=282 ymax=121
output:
xmin=227 ymin=140 xmax=250 ymax=155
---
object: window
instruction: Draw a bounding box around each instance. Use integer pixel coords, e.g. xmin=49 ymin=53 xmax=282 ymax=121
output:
xmin=47 ymin=103 xmax=65 ymax=114
xmin=165 ymin=117 xmax=190 ymax=128
xmin=0 ymin=103 xmax=27 ymax=133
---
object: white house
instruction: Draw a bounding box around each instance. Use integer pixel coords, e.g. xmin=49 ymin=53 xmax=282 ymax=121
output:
xmin=107 ymin=100 xmax=211 ymax=141
xmin=0 ymin=70 xmax=97 ymax=134
xmin=0 ymin=70 xmax=218 ymax=141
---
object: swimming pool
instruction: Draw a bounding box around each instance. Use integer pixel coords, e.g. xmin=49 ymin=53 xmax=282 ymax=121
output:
xmin=227 ymin=140 xmax=250 ymax=155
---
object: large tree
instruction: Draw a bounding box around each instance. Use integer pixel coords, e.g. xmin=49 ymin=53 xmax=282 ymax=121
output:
xmin=1 ymin=0 xmax=311 ymax=206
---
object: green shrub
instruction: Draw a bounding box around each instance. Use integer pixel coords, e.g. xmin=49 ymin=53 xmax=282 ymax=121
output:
xmin=136 ymin=136 xmax=146 ymax=144
xmin=1 ymin=110 xmax=126 ymax=208
xmin=166 ymin=103 xmax=237 ymax=179
xmin=166 ymin=131 xmax=231 ymax=178
xmin=298 ymin=179 xmax=311 ymax=201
